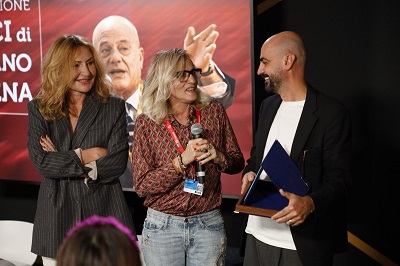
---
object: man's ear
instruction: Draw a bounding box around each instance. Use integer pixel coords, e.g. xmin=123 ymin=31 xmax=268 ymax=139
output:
xmin=283 ymin=53 xmax=296 ymax=70
xmin=139 ymin=47 xmax=144 ymax=69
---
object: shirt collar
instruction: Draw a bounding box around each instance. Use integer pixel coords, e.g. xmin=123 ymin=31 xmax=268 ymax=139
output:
xmin=125 ymin=84 xmax=141 ymax=110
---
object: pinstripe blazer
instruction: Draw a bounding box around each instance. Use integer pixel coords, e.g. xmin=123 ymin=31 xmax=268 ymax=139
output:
xmin=27 ymin=94 xmax=134 ymax=258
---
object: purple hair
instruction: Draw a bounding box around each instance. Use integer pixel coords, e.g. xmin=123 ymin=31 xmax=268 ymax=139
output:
xmin=66 ymin=215 xmax=139 ymax=251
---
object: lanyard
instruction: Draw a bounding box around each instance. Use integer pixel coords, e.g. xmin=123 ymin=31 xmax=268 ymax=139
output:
xmin=165 ymin=107 xmax=201 ymax=154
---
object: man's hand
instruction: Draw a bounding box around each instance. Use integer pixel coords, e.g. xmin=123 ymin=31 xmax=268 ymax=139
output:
xmin=241 ymin=171 xmax=256 ymax=195
xmin=271 ymin=189 xmax=314 ymax=227
xmin=184 ymin=24 xmax=219 ymax=71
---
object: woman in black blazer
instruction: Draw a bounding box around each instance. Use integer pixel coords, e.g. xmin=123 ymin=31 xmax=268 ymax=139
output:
xmin=27 ymin=34 xmax=135 ymax=265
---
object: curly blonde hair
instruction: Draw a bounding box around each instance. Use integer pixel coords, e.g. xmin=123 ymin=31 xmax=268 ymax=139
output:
xmin=141 ymin=48 xmax=211 ymax=124
xmin=35 ymin=34 xmax=110 ymax=121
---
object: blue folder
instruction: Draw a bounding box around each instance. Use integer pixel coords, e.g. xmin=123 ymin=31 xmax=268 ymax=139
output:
xmin=242 ymin=140 xmax=309 ymax=212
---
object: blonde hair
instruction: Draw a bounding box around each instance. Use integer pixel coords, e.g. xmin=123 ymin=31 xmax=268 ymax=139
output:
xmin=35 ymin=34 xmax=110 ymax=121
xmin=141 ymin=48 xmax=211 ymax=124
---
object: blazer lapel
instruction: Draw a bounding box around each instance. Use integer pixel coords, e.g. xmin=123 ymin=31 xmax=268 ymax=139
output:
xmin=291 ymin=87 xmax=318 ymax=162
xmin=256 ymin=95 xmax=282 ymax=167
xmin=52 ymin=113 xmax=71 ymax=151
xmin=72 ymin=94 xmax=101 ymax=148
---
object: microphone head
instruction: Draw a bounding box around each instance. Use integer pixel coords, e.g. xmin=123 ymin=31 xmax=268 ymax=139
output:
xmin=191 ymin=123 xmax=203 ymax=135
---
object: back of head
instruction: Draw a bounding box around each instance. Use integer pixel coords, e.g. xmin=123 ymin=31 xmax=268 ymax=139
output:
xmin=56 ymin=216 xmax=141 ymax=266
xmin=268 ymin=31 xmax=306 ymax=68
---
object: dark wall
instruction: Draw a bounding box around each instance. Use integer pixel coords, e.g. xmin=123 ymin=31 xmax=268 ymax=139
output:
xmin=252 ymin=0 xmax=400 ymax=265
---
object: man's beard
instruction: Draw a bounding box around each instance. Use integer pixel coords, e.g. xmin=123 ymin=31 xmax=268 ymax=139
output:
xmin=264 ymin=72 xmax=283 ymax=94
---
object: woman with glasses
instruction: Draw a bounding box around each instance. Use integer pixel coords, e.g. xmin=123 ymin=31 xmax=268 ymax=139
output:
xmin=132 ymin=48 xmax=244 ymax=265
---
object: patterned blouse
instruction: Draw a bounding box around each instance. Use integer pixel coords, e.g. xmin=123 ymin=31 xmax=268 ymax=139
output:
xmin=132 ymin=100 xmax=244 ymax=216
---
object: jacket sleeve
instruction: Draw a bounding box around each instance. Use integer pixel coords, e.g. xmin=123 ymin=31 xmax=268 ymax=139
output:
xmin=95 ymin=99 xmax=129 ymax=183
xmin=27 ymin=100 xmax=86 ymax=179
xmin=27 ymin=98 xmax=128 ymax=183
xmin=215 ymin=71 xmax=235 ymax=109
xmin=307 ymin=105 xmax=352 ymax=215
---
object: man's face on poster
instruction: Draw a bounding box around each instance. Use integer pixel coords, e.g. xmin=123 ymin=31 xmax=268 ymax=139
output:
xmin=94 ymin=23 xmax=144 ymax=99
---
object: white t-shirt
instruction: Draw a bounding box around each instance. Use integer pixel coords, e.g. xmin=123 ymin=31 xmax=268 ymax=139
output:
xmin=245 ymin=100 xmax=305 ymax=250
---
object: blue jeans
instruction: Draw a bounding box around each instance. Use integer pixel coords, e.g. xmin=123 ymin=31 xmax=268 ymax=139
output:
xmin=141 ymin=208 xmax=227 ymax=266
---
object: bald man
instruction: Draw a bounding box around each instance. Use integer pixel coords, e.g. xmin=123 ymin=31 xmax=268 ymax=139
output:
xmin=241 ymin=31 xmax=352 ymax=265
xmin=93 ymin=16 xmax=144 ymax=103
xmin=92 ymin=15 xmax=236 ymax=188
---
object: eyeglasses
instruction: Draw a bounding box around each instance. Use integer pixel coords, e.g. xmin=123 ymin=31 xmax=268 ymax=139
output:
xmin=176 ymin=68 xmax=202 ymax=83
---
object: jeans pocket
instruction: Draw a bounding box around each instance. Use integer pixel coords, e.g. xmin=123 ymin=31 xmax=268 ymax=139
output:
xmin=143 ymin=215 xmax=165 ymax=233
xmin=199 ymin=211 xmax=225 ymax=232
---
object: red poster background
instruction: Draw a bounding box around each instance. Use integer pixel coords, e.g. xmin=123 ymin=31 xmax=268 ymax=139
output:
xmin=0 ymin=0 xmax=252 ymax=196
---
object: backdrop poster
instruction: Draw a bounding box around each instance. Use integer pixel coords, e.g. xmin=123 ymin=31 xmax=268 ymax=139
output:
xmin=0 ymin=0 xmax=252 ymax=196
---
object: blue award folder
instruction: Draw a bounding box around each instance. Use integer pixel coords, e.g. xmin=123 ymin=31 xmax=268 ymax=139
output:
xmin=235 ymin=140 xmax=309 ymax=217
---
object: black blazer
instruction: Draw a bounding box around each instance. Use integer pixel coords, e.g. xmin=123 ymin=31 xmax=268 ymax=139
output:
xmin=243 ymin=86 xmax=352 ymax=265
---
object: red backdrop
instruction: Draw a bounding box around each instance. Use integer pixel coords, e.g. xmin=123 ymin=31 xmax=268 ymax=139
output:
xmin=0 ymin=0 xmax=252 ymax=196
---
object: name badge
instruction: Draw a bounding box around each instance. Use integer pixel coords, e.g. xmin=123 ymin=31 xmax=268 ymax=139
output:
xmin=183 ymin=178 xmax=203 ymax=196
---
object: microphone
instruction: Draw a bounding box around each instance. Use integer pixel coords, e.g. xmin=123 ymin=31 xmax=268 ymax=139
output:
xmin=191 ymin=123 xmax=205 ymax=184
